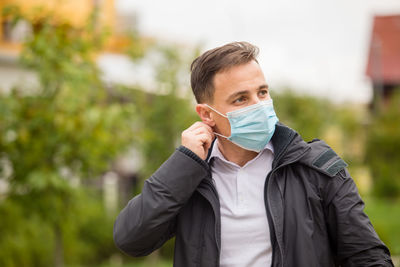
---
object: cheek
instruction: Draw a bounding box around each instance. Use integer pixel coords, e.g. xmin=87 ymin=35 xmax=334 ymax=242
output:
xmin=214 ymin=116 xmax=231 ymax=136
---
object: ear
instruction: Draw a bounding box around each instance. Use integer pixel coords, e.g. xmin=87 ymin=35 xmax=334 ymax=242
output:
xmin=196 ymin=104 xmax=216 ymax=127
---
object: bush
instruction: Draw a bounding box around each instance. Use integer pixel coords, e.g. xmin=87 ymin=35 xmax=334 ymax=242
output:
xmin=365 ymin=91 xmax=400 ymax=198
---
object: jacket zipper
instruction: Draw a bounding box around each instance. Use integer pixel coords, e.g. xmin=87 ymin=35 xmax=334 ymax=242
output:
xmin=264 ymin=147 xmax=310 ymax=267
xmin=200 ymin=176 xmax=221 ymax=267
xmin=202 ymin=144 xmax=309 ymax=267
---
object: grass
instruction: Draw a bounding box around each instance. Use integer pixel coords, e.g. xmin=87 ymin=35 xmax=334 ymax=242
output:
xmin=364 ymin=197 xmax=400 ymax=258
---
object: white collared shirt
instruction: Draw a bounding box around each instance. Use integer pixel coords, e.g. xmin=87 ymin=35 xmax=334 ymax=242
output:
xmin=207 ymin=139 xmax=274 ymax=267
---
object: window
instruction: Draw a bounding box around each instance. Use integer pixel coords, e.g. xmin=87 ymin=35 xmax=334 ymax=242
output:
xmin=1 ymin=19 xmax=31 ymax=43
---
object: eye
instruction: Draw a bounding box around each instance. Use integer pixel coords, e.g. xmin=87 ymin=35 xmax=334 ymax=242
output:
xmin=259 ymin=89 xmax=269 ymax=98
xmin=233 ymin=96 xmax=246 ymax=104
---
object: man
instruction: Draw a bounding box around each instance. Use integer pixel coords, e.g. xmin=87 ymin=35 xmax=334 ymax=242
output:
xmin=114 ymin=42 xmax=393 ymax=266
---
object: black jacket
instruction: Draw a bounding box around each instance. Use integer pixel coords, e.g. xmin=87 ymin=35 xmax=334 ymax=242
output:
xmin=114 ymin=123 xmax=393 ymax=267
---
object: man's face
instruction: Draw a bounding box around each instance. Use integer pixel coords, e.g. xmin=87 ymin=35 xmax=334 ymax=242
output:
xmin=209 ymin=60 xmax=271 ymax=137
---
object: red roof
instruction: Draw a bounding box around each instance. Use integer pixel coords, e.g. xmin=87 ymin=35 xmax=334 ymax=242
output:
xmin=366 ymin=15 xmax=400 ymax=83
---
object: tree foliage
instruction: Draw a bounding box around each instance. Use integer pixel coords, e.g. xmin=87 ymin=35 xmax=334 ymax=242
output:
xmin=365 ymin=91 xmax=400 ymax=199
xmin=128 ymin=44 xmax=198 ymax=180
xmin=0 ymin=6 xmax=135 ymax=266
xmin=273 ymin=90 xmax=334 ymax=141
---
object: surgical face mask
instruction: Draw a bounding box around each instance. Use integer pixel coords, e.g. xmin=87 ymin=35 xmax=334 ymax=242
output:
xmin=206 ymin=99 xmax=278 ymax=152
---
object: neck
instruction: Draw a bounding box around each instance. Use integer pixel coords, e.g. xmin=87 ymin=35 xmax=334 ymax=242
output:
xmin=217 ymin=137 xmax=258 ymax=167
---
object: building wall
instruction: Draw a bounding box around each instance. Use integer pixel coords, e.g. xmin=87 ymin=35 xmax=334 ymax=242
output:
xmin=0 ymin=0 xmax=116 ymax=92
xmin=0 ymin=0 xmax=115 ymax=47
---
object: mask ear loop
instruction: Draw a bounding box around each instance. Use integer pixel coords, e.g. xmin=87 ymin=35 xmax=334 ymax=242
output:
xmin=205 ymin=104 xmax=228 ymax=118
xmin=214 ymin=132 xmax=229 ymax=139
xmin=205 ymin=104 xmax=229 ymax=139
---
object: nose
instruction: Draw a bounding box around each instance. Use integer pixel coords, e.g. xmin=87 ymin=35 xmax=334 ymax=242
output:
xmin=250 ymin=94 xmax=262 ymax=105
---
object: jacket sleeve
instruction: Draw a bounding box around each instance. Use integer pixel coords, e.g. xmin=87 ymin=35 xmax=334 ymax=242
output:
xmin=324 ymin=168 xmax=394 ymax=267
xmin=113 ymin=146 xmax=210 ymax=257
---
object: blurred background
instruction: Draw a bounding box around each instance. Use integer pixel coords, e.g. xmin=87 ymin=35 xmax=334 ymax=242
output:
xmin=0 ymin=0 xmax=399 ymax=266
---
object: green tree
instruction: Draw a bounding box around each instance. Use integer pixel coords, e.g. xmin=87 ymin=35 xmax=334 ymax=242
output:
xmin=0 ymin=7 xmax=136 ymax=267
xmin=131 ymin=44 xmax=198 ymax=179
xmin=273 ymin=90 xmax=334 ymax=141
xmin=365 ymin=90 xmax=400 ymax=199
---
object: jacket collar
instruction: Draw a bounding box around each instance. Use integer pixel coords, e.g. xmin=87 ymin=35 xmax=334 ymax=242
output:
xmin=271 ymin=123 xmax=310 ymax=169
xmin=205 ymin=122 xmax=310 ymax=167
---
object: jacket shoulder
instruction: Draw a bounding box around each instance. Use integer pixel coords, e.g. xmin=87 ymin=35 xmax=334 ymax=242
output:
xmin=299 ymin=139 xmax=348 ymax=178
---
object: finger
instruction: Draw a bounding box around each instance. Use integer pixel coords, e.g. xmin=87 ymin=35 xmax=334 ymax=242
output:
xmin=203 ymin=135 xmax=213 ymax=152
xmin=193 ymin=128 xmax=214 ymax=142
xmin=200 ymin=126 xmax=215 ymax=140
xmin=198 ymin=133 xmax=213 ymax=148
xmin=192 ymin=126 xmax=212 ymax=135
xmin=201 ymin=122 xmax=214 ymax=133
xmin=191 ymin=123 xmax=214 ymax=136
xmin=203 ymin=124 xmax=214 ymax=136
xmin=186 ymin=121 xmax=205 ymax=131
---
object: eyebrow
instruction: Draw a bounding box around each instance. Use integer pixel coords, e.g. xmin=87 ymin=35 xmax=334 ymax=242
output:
xmin=226 ymin=84 xmax=269 ymax=103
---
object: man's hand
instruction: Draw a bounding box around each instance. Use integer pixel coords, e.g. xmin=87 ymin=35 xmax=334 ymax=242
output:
xmin=181 ymin=122 xmax=215 ymax=160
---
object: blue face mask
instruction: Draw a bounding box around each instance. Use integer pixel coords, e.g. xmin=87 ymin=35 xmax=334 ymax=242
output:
xmin=206 ymin=99 xmax=279 ymax=152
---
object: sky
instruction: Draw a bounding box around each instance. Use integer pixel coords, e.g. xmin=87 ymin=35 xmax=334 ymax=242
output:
xmin=113 ymin=0 xmax=400 ymax=104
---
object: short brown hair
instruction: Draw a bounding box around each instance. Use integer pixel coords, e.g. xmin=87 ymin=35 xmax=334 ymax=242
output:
xmin=190 ymin=41 xmax=259 ymax=103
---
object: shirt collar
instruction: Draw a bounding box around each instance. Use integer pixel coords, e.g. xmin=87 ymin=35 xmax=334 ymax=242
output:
xmin=207 ymin=138 xmax=274 ymax=164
